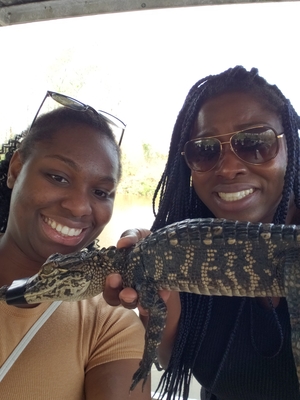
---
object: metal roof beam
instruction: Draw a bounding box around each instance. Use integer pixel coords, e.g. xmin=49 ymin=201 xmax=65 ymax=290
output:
xmin=0 ymin=0 xmax=296 ymax=27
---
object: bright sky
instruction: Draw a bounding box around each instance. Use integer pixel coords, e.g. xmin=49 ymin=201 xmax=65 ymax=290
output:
xmin=0 ymin=2 xmax=299 ymax=156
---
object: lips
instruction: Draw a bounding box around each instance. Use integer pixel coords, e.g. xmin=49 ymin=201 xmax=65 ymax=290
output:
xmin=218 ymin=188 xmax=254 ymax=202
xmin=42 ymin=216 xmax=83 ymax=237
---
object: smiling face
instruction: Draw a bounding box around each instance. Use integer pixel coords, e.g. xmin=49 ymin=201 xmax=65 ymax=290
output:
xmin=6 ymin=123 xmax=120 ymax=266
xmin=190 ymin=91 xmax=290 ymax=223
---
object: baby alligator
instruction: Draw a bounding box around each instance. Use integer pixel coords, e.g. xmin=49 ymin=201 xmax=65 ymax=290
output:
xmin=1 ymin=218 xmax=300 ymax=391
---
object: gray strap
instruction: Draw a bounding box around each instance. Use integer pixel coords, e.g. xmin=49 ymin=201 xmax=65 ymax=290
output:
xmin=0 ymin=301 xmax=62 ymax=381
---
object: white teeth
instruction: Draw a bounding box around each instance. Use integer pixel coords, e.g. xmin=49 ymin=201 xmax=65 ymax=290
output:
xmin=61 ymin=226 xmax=69 ymax=235
xmin=218 ymin=188 xmax=254 ymax=202
xmin=56 ymin=223 xmax=63 ymax=233
xmin=43 ymin=217 xmax=82 ymax=237
xmin=69 ymin=228 xmax=76 ymax=236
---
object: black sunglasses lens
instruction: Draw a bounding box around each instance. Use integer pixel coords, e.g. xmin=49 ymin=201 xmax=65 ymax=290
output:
xmin=42 ymin=92 xmax=126 ymax=146
xmin=184 ymin=138 xmax=221 ymax=172
xmin=184 ymin=127 xmax=279 ymax=172
xmin=50 ymin=93 xmax=86 ymax=111
xmin=232 ymin=128 xmax=278 ymax=164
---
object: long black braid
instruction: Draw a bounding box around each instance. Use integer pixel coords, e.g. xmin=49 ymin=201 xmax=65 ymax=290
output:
xmin=152 ymin=66 xmax=300 ymax=399
xmin=0 ymin=134 xmax=23 ymax=233
xmin=0 ymin=107 xmax=121 ymax=250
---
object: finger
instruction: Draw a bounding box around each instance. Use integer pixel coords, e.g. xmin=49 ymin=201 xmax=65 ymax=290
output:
xmin=119 ymin=287 xmax=139 ymax=309
xmin=102 ymin=274 xmax=123 ymax=306
xmin=158 ymin=290 xmax=171 ymax=303
xmin=139 ymin=312 xmax=149 ymax=328
xmin=137 ymin=304 xmax=149 ymax=317
xmin=116 ymin=228 xmax=151 ymax=249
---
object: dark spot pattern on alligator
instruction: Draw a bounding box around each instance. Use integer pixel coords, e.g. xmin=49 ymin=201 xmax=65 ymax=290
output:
xmin=1 ymin=218 xmax=300 ymax=392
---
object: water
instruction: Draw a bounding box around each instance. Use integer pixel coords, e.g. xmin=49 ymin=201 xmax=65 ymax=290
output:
xmin=99 ymin=194 xmax=155 ymax=248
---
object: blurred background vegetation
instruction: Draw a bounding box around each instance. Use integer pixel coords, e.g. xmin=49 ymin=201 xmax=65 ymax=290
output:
xmin=119 ymin=143 xmax=167 ymax=197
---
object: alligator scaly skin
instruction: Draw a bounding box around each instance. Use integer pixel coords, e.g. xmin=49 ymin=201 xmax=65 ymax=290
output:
xmin=1 ymin=218 xmax=300 ymax=391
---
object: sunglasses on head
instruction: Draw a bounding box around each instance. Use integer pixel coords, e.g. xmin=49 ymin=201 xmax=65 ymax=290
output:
xmin=181 ymin=125 xmax=284 ymax=173
xmin=28 ymin=91 xmax=126 ymax=146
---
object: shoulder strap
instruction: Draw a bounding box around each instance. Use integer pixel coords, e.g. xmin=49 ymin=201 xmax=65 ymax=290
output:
xmin=0 ymin=301 xmax=62 ymax=381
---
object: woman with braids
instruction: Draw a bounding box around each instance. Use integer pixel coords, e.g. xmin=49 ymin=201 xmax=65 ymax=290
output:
xmin=0 ymin=92 xmax=151 ymax=400
xmin=106 ymin=66 xmax=300 ymax=399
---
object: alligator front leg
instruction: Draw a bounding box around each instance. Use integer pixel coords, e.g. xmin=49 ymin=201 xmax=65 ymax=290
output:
xmin=130 ymin=281 xmax=167 ymax=392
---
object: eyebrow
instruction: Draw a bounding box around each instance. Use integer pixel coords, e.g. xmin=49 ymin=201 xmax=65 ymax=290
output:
xmin=44 ymin=154 xmax=117 ymax=184
xmin=45 ymin=154 xmax=80 ymax=170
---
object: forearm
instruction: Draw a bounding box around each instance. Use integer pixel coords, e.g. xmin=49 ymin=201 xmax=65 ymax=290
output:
xmin=85 ymin=360 xmax=151 ymax=400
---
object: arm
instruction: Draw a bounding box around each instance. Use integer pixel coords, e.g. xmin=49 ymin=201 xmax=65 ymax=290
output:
xmin=85 ymin=360 xmax=151 ymax=400
xmin=84 ymin=294 xmax=150 ymax=399
xmin=103 ymin=228 xmax=182 ymax=369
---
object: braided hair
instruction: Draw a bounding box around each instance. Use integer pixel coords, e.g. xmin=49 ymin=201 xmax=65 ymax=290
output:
xmin=0 ymin=107 xmax=121 ymax=250
xmin=152 ymin=66 xmax=300 ymax=399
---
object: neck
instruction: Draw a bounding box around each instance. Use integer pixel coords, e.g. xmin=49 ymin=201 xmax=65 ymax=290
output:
xmin=0 ymin=233 xmax=42 ymax=287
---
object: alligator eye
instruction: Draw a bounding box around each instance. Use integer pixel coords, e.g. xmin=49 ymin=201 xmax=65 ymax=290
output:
xmin=42 ymin=265 xmax=54 ymax=275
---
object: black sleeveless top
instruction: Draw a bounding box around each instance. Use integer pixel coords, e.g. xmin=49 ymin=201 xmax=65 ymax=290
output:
xmin=191 ymin=296 xmax=300 ymax=400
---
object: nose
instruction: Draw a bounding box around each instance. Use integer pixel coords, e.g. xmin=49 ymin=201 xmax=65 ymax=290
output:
xmin=61 ymin=189 xmax=92 ymax=217
xmin=214 ymin=144 xmax=247 ymax=179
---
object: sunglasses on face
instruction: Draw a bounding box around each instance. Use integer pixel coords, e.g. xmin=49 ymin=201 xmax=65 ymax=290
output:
xmin=29 ymin=91 xmax=126 ymax=146
xmin=181 ymin=125 xmax=285 ymax=173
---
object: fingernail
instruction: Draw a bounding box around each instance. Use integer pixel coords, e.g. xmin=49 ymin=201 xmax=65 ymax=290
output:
xmin=122 ymin=297 xmax=136 ymax=304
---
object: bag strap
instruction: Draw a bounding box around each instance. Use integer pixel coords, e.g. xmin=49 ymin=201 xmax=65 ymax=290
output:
xmin=0 ymin=301 xmax=62 ymax=382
